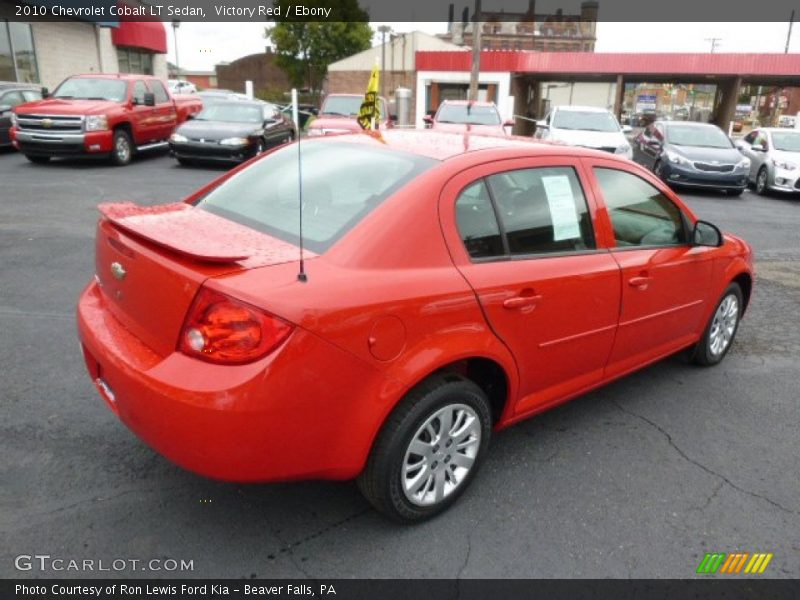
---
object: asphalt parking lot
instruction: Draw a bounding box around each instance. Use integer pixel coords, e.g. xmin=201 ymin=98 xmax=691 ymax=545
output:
xmin=1 ymin=148 xmax=798 ymax=579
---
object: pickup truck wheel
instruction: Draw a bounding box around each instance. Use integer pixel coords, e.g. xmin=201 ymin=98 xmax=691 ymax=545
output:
xmin=25 ymin=154 xmax=50 ymax=164
xmin=357 ymin=373 xmax=491 ymax=523
xmin=110 ymin=129 xmax=133 ymax=166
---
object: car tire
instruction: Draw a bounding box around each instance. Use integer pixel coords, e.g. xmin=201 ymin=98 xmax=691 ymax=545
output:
xmin=755 ymin=167 xmax=769 ymax=195
xmin=110 ymin=129 xmax=133 ymax=166
xmin=653 ymin=159 xmax=665 ymax=180
xmin=692 ymin=283 xmax=744 ymax=367
xmin=25 ymin=154 xmax=50 ymax=164
xmin=357 ymin=373 xmax=492 ymax=523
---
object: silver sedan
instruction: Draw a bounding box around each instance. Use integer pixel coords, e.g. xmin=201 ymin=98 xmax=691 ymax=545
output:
xmin=735 ymin=128 xmax=800 ymax=194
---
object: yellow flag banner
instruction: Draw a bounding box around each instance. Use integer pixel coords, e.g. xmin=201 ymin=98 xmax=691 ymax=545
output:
xmin=357 ymin=64 xmax=381 ymax=130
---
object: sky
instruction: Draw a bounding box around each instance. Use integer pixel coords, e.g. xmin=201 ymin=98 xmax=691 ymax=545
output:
xmin=166 ymin=22 xmax=800 ymax=73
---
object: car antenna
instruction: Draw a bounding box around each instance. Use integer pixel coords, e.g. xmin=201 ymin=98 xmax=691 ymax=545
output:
xmin=293 ymin=88 xmax=307 ymax=283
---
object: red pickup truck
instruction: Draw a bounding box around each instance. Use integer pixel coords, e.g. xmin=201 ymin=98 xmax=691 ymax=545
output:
xmin=11 ymin=74 xmax=203 ymax=166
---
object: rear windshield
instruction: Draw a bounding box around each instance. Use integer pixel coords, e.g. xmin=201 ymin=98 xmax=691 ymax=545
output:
xmin=195 ymin=142 xmax=436 ymax=253
xmin=436 ymin=104 xmax=501 ymax=125
xmin=53 ymin=78 xmax=127 ymax=102
xmin=553 ymin=110 xmax=620 ymax=132
xmin=196 ymin=103 xmax=263 ymax=123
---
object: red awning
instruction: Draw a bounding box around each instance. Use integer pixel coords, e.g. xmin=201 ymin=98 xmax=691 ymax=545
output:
xmin=111 ymin=20 xmax=167 ymax=54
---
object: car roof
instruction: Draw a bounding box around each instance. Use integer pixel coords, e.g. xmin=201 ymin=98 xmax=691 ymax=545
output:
xmin=311 ymin=129 xmax=630 ymax=162
xmin=0 ymin=81 xmax=40 ymax=90
xmin=554 ymin=105 xmax=612 ymax=113
xmin=440 ymin=100 xmax=497 ymax=107
xmin=659 ymin=120 xmax=721 ymax=129
xmin=206 ymin=100 xmax=264 ymax=109
xmin=70 ymin=73 xmax=160 ymax=81
xmin=761 ymin=127 xmax=800 ymax=133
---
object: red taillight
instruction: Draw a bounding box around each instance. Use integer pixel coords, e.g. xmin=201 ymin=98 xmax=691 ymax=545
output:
xmin=179 ymin=287 xmax=293 ymax=364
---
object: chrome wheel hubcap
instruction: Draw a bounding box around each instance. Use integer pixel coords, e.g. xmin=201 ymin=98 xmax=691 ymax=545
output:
xmin=709 ymin=294 xmax=739 ymax=357
xmin=402 ymin=403 xmax=481 ymax=507
xmin=116 ymin=137 xmax=130 ymax=161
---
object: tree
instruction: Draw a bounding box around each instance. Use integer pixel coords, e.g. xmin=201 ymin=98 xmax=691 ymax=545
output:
xmin=266 ymin=0 xmax=373 ymax=96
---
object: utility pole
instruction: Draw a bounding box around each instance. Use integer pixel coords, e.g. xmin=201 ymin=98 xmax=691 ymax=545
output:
xmin=786 ymin=10 xmax=795 ymax=53
xmin=378 ymin=25 xmax=391 ymax=99
xmin=171 ymin=20 xmax=181 ymax=77
xmin=704 ymin=37 xmax=721 ymax=53
xmin=469 ymin=0 xmax=482 ymax=102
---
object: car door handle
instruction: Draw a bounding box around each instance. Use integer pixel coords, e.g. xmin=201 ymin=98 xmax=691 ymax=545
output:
xmin=503 ymin=294 xmax=542 ymax=309
xmin=628 ymin=276 xmax=653 ymax=288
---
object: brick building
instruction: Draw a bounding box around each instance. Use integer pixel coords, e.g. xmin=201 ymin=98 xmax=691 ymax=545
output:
xmin=215 ymin=49 xmax=291 ymax=99
xmin=440 ymin=0 xmax=598 ymax=52
xmin=1 ymin=3 xmax=168 ymax=89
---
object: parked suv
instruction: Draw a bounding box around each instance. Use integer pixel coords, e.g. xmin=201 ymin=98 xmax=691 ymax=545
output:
xmin=535 ymin=105 xmax=633 ymax=159
xmin=11 ymin=74 xmax=203 ymax=165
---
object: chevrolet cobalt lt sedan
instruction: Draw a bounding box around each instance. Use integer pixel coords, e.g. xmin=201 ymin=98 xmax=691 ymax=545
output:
xmin=77 ymin=131 xmax=754 ymax=522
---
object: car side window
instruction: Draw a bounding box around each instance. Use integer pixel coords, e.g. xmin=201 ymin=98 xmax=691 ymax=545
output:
xmin=653 ymin=123 xmax=664 ymax=140
xmin=754 ymin=131 xmax=769 ymax=150
xmin=593 ymin=168 xmax=687 ymax=247
xmin=132 ymin=81 xmax=147 ymax=105
xmin=487 ymin=167 xmax=595 ymax=255
xmin=743 ymin=130 xmax=758 ymax=144
xmin=455 ymin=180 xmax=504 ymax=259
xmin=150 ymin=80 xmax=169 ymax=104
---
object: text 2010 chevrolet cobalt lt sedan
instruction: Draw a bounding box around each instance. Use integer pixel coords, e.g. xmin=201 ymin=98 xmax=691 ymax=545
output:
xmin=77 ymin=131 xmax=754 ymax=522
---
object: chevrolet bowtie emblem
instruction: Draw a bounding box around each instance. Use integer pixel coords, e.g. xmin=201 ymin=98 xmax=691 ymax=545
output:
xmin=110 ymin=262 xmax=127 ymax=281
xmin=42 ymin=118 xmax=53 ymax=128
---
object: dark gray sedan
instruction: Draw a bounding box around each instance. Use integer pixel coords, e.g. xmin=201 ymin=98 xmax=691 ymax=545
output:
xmin=633 ymin=121 xmax=750 ymax=195
xmin=0 ymin=83 xmax=42 ymax=148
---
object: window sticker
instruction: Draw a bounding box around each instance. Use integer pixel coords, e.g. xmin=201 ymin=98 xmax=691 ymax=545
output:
xmin=541 ymin=175 xmax=581 ymax=240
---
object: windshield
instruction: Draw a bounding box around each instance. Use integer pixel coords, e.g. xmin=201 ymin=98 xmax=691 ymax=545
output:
xmin=195 ymin=104 xmax=263 ymax=123
xmin=53 ymin=78 xmax=127 ymax=102
xmin=771 ymin=131 xmax=800 ymax=152
xmin=195 ymin=142 xmax=436 ymax=253
xmin=552 ymin=110 xmax=620 ymax=132
xmin=666 ymin=125 xmax=732 ymax=148
xmin=321 ymin=96 xmax=385 ymax=118
xmin=436 ymin=104 xmax=501 ymax=126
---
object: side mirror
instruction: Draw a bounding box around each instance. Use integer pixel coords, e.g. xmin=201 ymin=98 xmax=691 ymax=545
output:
xmin=503 ymin=119 xmax=515 ymax=127
xmin=423 ymin=115 xmax=433 ymax=127
xmin=143 ymin=92 xmax=156 ymax=107
xmin=0 ymin=104 xmax=11 ymax=114
xmin=751 ymin=144 xmax=765 ymax=152
xmin=41 ymin=87 xmax=49 ymax=98
xmin=622 ymin=124 xmax=633 ymax=134
xmin=693 ymin=220 xmax=723 ymax=247
xmin=389 ymin=114 xmax=397 ymax=122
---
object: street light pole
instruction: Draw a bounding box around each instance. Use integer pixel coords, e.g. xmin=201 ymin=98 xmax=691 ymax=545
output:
xmin=378 ymin=25 xmax=391 ymax=99
xmin=704 ymin=37 xmax=721 ymax=53
xmin=172 ymin=20 xmax=181 ymax=78
xmin=468 ymin=0 xmax=482 ymax=102
xmin=786 ymin=10 xmax=795 ymax=53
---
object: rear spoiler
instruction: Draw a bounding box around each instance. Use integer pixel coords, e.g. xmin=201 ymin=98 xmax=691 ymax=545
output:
xmin=98 ymin=202 xmax=299 ymax=264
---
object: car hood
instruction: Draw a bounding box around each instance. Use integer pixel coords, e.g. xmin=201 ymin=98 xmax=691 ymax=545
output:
xmin=14 ymin=98 xmax=120 ymax=116
xmin=550 ymin=128 xmax=626 ymax=148
xmin=667 ymin=144 xmax=742 ymax=163
xmin=175 ymin=120 xmax=259 ymax=140
xmin=769 ymin=148 xmax=800 ymax=163
xmin=433 ymin=122 xmax=508 ymax=136
xmin=308 ymin=115 xmax=362 ymax=132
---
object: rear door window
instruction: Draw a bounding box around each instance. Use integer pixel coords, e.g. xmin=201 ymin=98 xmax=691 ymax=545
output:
xmin=150 ymin=80 xmax=169 ymax=104
xmin=455 ymin=180 xmax=504 ymax=259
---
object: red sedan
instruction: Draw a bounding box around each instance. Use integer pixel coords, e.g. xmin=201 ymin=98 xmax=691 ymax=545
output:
xmin=77 ymin=131 xmax=754 ymax=522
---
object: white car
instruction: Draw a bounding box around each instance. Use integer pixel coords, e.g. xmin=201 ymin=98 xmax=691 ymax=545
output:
xmin=168 ymin=79 xmax=197 ymax=95
xmin=534 ymin=105 xmax=633 ymax=160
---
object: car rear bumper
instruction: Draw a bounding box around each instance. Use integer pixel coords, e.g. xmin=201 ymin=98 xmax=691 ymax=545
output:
xmin=13 ymin=129 xmax=113 ymax=157
xmin=76 ymin=281 xmax=391 ymax=482
xmin=661 ymin=163 xmax=747 ymax=190
xmin=169 ymin=141 xmax=255 ymax=163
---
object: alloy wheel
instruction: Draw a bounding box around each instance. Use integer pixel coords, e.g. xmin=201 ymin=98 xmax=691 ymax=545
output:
xmin=401 ymin=403 xmax=481 ymax=507
xmin=116 ymin=136 xmax=131 ymax=163
xmin=708 ymin=294 xmax=739 ymax=357
xmin=756 ymin=169 xmax=768 ymax=194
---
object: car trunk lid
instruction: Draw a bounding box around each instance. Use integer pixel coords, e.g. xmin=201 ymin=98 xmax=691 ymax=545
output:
xmin=94 ymin=202 xmax=308 ymax=357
